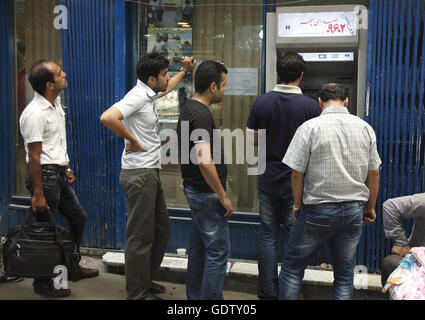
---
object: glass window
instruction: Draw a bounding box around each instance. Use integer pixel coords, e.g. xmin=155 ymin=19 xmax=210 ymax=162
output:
xmin=137 ymin=0 xmax=263 ymax=213
xmin=14 ymin=0 xmax=63 ymax=196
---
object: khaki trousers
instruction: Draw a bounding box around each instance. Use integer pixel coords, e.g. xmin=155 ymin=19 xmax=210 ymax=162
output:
xmin=119 ymin=168 xmax=171 ymax=300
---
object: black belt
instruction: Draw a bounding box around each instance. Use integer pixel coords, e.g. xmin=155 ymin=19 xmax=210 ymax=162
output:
xmin=41 ymin=164 xmax=67 ymax=174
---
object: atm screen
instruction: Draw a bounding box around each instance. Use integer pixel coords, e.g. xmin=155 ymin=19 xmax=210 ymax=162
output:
xmin=299 ymin=52 xmax=354 ymax=62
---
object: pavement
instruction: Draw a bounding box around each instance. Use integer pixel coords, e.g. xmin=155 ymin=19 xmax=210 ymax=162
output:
xmin=0 ymin=248 xmax=386 ymax=300
xmin=102 ymin=251 xmax=385 ymax=300
xmin=0 ymin=254 xmax=257 ymax=300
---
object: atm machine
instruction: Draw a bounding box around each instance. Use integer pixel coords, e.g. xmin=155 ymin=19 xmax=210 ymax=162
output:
xmin=266 ymin=5 xmax=368 ymax=117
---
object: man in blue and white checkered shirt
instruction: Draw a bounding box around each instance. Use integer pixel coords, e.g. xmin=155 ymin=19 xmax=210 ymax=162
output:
xmin=279 ymin=83 xmax=381 ymax=300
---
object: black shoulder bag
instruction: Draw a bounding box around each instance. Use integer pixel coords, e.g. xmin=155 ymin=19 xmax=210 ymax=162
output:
xmin=2 ymin=208 xmax=81 ymax=281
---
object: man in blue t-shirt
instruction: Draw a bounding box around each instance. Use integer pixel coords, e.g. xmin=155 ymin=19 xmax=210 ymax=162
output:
xmin=246 ymin=52 xmax=321 ymax=300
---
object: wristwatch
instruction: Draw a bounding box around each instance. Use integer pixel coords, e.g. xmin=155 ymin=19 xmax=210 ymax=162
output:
xmin=179 ymin=66 xmax=191 ymax=75
xmin=66 ymin=168 xmax=73 ymax=173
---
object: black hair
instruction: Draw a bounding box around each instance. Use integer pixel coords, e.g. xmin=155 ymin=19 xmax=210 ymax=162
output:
xmin=194 ymin=60 xmax=228 ymax=94
xmin=28 ymin=60 xmax=55 ymax=96
xmin=137 ymin=52 xmax=169 ymax=84
xmin=318 ymin=83 xmax=348 ymax=102
xmin=276 ymin=51 xmax=306 ymax=84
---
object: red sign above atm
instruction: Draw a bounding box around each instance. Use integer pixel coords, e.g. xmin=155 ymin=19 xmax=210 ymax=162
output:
xmin=278 ymin=11 xmax=357 ymax=38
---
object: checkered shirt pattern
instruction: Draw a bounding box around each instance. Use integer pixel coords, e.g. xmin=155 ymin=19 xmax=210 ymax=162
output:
xmin=283 ymin=107 xmax=382 ymax=205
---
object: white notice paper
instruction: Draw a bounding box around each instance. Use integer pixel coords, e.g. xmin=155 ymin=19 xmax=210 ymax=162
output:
xmin=225 ymin=68 xmax=258 ymax=96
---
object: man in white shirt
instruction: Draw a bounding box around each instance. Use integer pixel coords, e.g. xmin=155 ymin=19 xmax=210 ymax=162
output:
xmin=279 ymin=83 xmax=381 ymax=300
xmin=101 ymin=52 xmax=196 ymax=300
xmin=20 ymin=60 xmax=99 ymax=298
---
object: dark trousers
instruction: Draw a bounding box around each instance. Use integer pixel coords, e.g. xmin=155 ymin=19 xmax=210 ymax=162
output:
xmin=25 ymin=168 xmax=88 ymax=286
xmin=380 ymin=254 xmax=403 ymax=287
xmin=257 ymin=182 xmax=294 ymax=300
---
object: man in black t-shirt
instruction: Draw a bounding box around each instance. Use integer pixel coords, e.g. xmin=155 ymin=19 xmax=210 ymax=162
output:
xmin=177 ymin=60 xmax=232 ymax=300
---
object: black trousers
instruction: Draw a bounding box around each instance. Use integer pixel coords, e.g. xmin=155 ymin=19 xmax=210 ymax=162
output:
xmin=380 ymin=254 xmax=403 ymax=287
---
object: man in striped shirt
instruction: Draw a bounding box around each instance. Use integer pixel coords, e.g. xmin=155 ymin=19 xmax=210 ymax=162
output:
xmin=279 ymin=83 xmax=381 ymax=300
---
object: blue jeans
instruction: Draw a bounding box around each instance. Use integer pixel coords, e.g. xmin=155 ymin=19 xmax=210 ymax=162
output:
xmin=279 ymin=201 xmax=363 ymax=300
xmin=184 ymin=187 xmax=231 ymax=300
xmin=257 ymin=183 xmax=294 ymax=300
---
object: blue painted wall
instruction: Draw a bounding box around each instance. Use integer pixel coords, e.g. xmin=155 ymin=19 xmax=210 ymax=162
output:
xmin=0 ymin=0 xmax=14 ymax=235
xmin=59 ymin=0 xmax=127 ymax=249
xmin=364 ymin=0 xmax=425 ymax=271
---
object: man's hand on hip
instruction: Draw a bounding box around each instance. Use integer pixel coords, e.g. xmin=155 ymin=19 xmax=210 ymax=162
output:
xmin=125 ymin=139 xmax=148 ymax=155
xmin=66 ymin=170 xmax=76 ymax=184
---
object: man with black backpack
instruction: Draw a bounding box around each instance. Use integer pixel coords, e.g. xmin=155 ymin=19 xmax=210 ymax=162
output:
xmin=19 ymin=60 xmax=99 ymax=297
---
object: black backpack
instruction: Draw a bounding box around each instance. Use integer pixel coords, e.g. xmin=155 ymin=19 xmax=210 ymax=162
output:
xmin=2 ymin=208 xmax=81 ymax=281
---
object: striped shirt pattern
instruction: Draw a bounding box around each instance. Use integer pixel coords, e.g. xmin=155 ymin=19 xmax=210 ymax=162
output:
xmin=283 ymin=107 xmax=382 ymax=205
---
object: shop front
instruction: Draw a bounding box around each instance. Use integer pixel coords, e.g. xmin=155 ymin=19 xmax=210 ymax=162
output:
xmin=1 ymin=0 xmax=424 ymax=273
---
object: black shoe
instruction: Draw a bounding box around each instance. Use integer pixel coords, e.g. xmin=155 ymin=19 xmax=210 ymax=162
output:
xmin=78 ymin=266 xmax=99 ymax=279
xmin=149 ymin=282 xmax=166 ymax=294
xmin=34 ymin=283 xmax=71 ymax=298
xmin=144 ymin=294 xmax=163 ymax=300
xmin=0 ymin=274 xmax=24 ymax=283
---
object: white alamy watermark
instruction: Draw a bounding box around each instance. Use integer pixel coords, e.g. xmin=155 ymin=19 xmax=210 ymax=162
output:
xmin=53 ymin=265 xmax=69 ymax=290
xmin=159 ymin=123 xmax=266 ymax=176
xmin=53 ymin=5 xmax=68 ymax=30
xmin=353 ymin=265 xmax=369 ymax=290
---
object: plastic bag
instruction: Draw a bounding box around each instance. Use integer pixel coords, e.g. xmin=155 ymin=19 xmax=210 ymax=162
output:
xmin=382 ymin=251 xmax=425 ymax=300
xmin=411 ymin=247 xmax=425 ymax=267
